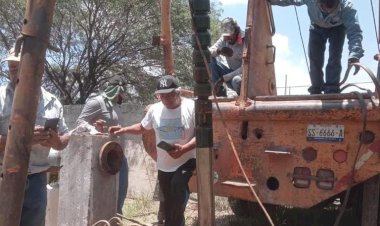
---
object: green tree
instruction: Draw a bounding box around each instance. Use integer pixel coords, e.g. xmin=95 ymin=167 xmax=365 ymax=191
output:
xmin=0 ymin=0 xmax=222 ymax=104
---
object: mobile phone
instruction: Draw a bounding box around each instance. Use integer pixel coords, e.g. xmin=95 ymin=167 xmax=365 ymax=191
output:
xmin=44 ymin=118 xmax=59 ymax=131
xmin=157 ymin=141 xmax=175 ymax=152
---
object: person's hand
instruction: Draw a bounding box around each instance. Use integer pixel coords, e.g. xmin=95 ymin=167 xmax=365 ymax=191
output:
xmin=109 ymin=126 xmax=124 ymax=135
xmin=94 ymin=119 xmax=106 ymax=133
xmin=32 ymin=126 xmax=61 ymax=148
xmin=348 ymin=57 xmax=360 ymax=75
xmin=219 ymin=47 xmax=234 ymax=57
xmin=168 ymin=144 xmax=187 ymax=159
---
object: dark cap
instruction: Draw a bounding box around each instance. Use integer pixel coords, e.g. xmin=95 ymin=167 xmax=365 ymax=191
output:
xmin=155 ymin=75 xmax=180 ymax=94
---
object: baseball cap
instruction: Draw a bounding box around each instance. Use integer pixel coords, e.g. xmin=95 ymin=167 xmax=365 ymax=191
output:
xmin=2 ymin=48 xmax=20 ymax=62
xmin=155 ymin=75 xmax=180 ymax=94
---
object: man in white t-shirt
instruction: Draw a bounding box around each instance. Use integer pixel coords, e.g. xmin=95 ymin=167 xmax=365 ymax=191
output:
xmin=109 ymin=75 xmax=195 ymax=226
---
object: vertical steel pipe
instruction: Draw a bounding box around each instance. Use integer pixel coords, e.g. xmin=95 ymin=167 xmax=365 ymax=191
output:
xmin=0 ymin=1 xmax=56 ymax=225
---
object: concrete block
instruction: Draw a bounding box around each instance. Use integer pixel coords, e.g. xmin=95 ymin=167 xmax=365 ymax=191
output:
xmin=57 ymin=135 xmax=119 ymax=226
xmin=46 ymin=183 xmax=59 ymax=226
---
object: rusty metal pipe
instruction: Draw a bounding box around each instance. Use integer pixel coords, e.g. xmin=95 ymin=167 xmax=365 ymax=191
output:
xmin=160 ymin=0 xmax=174 ymax=75
xmin=0 ymin=1 xmax=56 ymax=225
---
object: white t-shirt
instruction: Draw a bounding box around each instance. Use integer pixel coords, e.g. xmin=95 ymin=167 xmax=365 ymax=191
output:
xmin=141 ymin=98 xmax=195 ymax=172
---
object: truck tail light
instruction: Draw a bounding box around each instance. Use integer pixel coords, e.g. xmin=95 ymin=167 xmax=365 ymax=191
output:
xmin=316 ymin=169 xmax=335 ymax=190
xmin=292 ymin=167 xmax=311 ymax=188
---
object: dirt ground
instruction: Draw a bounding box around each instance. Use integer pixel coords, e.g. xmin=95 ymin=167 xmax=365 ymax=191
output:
xmin=120 ymin=195 xmax=239 ymax=226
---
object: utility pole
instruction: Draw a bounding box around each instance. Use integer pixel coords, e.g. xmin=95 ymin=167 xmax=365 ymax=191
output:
xmin=0 ymin=1 xmax=56 ymax=225
xmin=190 ymin=0 xmax=215 ymax=225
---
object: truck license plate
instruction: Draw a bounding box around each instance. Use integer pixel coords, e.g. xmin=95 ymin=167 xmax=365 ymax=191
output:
xmin=306 ymin=124 xmax=344 ymax=142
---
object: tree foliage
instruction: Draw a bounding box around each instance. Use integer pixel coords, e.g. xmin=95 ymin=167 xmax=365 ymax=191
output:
xmin=0 ymin=0 xmax=222 ymax=104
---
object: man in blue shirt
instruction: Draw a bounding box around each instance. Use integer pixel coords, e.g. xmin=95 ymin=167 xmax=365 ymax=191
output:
xmin=269 ymin=0 xmax=364 ymax=94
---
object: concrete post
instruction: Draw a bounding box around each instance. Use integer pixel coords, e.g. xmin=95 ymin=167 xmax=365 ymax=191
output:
xmin=57 ymin=135 xmax=121 ymax=226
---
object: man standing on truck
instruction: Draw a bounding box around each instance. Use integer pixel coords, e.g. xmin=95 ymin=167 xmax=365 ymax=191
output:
xmin=209 ymin=17 xmax=244 ymax=97
xmin=269 ymin=0 xmax=364 ymax=94
xmin=76 ymin=75 xmax=129 ymax=215
xmin=0 ymin=47 xmax=70 ymax=226
xmin=109 ymin=75 xmax=196 ymax=226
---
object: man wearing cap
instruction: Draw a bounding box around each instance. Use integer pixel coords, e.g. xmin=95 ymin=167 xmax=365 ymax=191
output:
xmin=76 ymin=74 xmax=129 ymax=214
xmin=269 ymin=0 xmax=364 ymax=94
xmin=109 ymin=75 xmax=196 ymax=226
xmin=0 ymin=48 xmax=70 ymax=226
xmin=209 ymin=17 xmax=244 ymax=96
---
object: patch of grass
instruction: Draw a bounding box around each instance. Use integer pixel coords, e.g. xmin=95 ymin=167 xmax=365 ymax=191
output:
xmin=123 ymin=193 xmax=155 ymax=219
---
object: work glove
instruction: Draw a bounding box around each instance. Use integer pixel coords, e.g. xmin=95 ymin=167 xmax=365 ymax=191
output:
xmin=217 ymin=47 xmax=234 ymax=57
xmin=348 ymin=57 xmax=360 ymax=75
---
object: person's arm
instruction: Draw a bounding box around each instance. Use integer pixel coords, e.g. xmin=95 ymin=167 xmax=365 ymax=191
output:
xmin=342 ymin=1 xmax=364 ymax=60
xmin=209 ymin=36 xmax=225 ymax=57
xmin=33 ymin=127 xmax=69 ymax=150
xmin=109 ymin=123 xmax=148 ymax=135
xmin=169 ymin=137 xmax=196 ymax=159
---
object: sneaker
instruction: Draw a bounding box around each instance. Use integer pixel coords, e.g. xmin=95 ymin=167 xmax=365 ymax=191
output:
xmin=215 ymin=85 xmax=227 ymax=97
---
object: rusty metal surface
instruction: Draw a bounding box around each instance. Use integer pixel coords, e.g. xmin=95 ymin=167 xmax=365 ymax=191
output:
xmin=0 ymin=1 xmax=56 ymax=225
xmin=204 ymin=96 xmax=380 ymax=208
xmin=98 ymin=141 xmax=123 ymax=175
xmin=160 ymin=0 xmax=174 ymax=75
xmin=248 ymin=0 xmax=277 ymax=97
xmin=142 ymin=94 xmax=380 ymax=208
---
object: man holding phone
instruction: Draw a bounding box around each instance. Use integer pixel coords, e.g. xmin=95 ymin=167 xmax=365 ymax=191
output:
xmin=0 ymin=47 xmax=70 ymax=226
xmin=109 ymin=75 xmax=196 ymax=226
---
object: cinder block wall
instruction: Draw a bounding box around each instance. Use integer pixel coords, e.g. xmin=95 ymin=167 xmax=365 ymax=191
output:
xmin=63 ymin=102 xmax=157 ymax=198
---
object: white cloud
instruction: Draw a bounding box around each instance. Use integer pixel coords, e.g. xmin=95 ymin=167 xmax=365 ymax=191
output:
xmin=218 ymin=0 xmax=247 ymax=6
xmin=272 ymin=34 xmax=310 ymax=95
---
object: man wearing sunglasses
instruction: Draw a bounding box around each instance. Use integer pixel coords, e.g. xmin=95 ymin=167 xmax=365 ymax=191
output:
xmin=269 ymin=0 xmax=363 ymax=94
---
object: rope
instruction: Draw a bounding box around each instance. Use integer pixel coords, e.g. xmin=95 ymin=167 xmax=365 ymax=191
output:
xmin=293 ymin=6 xmax=310 ymax=73
xmin=369 ymin=0 xmax=380 ymax=52
xmin=188 ymin=2 xmax=275 ymax=225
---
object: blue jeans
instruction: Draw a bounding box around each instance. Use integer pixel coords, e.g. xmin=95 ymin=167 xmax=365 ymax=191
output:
xmin=20 ymin=172 xmax=47 ymax=226
xmin=308 ymin=24 xmax=345 ymax=94
xmin=158 ymin=158 xmax=196 ymax=226
xmin=117 ymin=155 xmax=129 ymax=214
xmin=210 ymin=57 xmax=241 ymax=94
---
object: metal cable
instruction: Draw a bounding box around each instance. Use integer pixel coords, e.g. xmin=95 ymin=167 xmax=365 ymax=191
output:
xmin=340 ymin=62 xmax=380 ymax=100
xmin=294 ymin=6 xmax=310 ymax=73
xmin=91 ymin=216 xmax=122 ymax=226
xmin=370 ymin=0 xmax=380 ymax=52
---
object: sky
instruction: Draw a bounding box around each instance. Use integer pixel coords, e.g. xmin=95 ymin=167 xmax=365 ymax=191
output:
xmin=213 ymin=0 xmax=379 ymax=95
